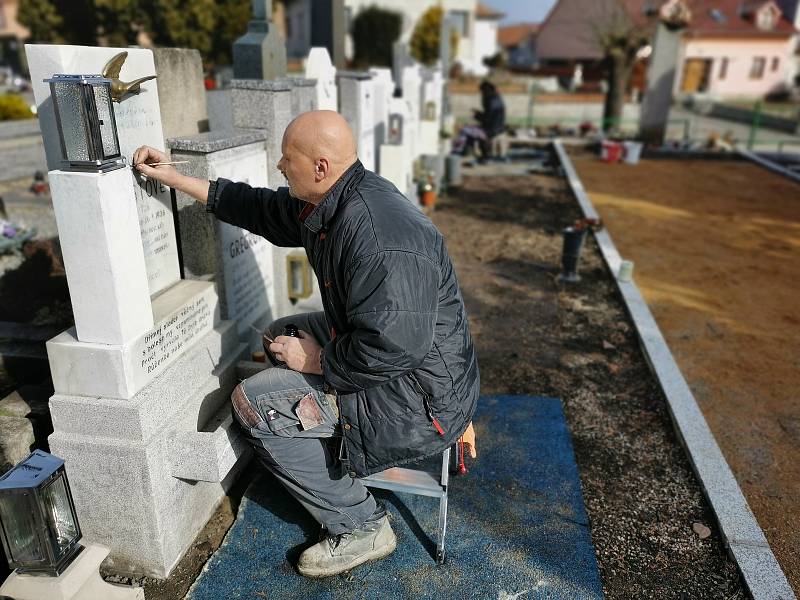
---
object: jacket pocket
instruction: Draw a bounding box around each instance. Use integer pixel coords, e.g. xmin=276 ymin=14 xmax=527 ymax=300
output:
xmin=409 ymin=373 xmax=446 ymax=437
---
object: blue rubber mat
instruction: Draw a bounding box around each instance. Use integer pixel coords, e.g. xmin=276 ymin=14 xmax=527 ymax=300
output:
xmin=187 ymin=396 xmax=602 ymax=599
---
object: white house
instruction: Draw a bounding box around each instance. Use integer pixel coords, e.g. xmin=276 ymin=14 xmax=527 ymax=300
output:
xmin=283 ymin=0 xmax=502 ymax=75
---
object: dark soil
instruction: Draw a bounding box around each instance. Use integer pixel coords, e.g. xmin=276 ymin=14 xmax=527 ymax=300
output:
xmin=430 ymin=170 xmax=746 ymax=599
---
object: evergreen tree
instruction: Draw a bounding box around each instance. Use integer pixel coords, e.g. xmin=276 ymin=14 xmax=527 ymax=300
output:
xmin=17 ymin=0 xmax=64 ymax=43
xmin=352 ymin=6 xmax=402 ymax=68
xmin=410 ymin=6 xmax=458 ymax=67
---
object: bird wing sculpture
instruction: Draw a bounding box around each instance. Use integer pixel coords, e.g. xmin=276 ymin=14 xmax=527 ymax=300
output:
xmin=101 ymin=51 xmax=157 ymax=103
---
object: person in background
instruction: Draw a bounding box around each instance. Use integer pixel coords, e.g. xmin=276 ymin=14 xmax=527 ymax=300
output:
xmin=451 ymin=80 xmax=507 ymax=162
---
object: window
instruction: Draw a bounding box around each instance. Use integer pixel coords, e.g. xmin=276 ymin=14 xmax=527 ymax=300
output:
xmin=771 ymin=56 xmax=780 ymax=72
xmin=750 ymin=56 xmax=766 ymax=79
xmin=450 ymin=10 xmax=469 ymax=37
xmin=719 ymin=57 xmax=729 ymax=80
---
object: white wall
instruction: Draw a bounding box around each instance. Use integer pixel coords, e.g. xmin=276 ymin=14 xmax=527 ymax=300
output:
xmin=674 ymin=38 xmax=793 ymax=99
xmin=469 ymin=18 xmax=498 ymax=76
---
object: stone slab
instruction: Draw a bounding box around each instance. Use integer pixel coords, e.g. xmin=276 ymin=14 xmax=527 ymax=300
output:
xmin=337 ymin=73 xmax=375 ymax=172
xmin=284 ymin=76 xmax=317 ymax=115
xmin=47 ymin=280 xmax=219 ymax=400
xmin=26 ymin=44 xmax=181 ymax=296
xmin=170 ymin=403 xmax=250 ymax=482
xmin=419 ymin=120 xmax=440 ymax=156
xmin=49 ymin=319 xmax=241 ymax=443
xmin=167 ymin=130 xmax=266 ymax=153
xmin=49 ymin=168 xmax=153 ymax=346
xmin=378 ymin=144 xmax=413 ymax=201
xmin=554 ymin=139 xmax=795 ymax=600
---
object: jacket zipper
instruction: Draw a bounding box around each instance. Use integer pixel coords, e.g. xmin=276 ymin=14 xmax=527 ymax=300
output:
xmin=410 ymin=373 xmax=446 ymax=436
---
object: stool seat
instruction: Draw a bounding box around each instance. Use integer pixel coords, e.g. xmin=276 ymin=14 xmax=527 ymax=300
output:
xmin=361 ymin=448 xmax=453 ymax=564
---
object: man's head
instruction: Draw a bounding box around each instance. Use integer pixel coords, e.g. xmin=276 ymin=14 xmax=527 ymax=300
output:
xmin=277 ymin=110 xmax=358 ymax=204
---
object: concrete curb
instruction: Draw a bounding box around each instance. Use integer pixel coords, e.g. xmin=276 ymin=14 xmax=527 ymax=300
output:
xmin=738 ymin=149 xmax=800 ymax=185
xmin=553 ymin=139 xmax=796 ymax=600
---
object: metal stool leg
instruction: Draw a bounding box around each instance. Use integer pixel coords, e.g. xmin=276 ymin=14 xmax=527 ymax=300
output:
xmin=436 ymin=447 xmax=451 ymax=565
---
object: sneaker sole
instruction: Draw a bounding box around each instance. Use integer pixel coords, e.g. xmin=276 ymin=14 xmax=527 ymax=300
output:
xmin=297 ymin=535 xmax=398 ymax=578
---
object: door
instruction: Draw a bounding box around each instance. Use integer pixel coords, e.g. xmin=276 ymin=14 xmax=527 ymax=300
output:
xmin=681 ymin=58 xmax=712 ymax=93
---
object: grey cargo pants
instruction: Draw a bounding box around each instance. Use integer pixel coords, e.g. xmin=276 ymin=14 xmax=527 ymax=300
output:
xmin=230 ymin=312 xmax=377 ymax=535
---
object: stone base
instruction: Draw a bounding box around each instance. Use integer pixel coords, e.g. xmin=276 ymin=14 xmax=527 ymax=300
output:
xmin=48 ymin=319 xmax=250 ymax=578
xmin=47 ymin=280 xmax=218 ymax=400
xmin=0 ymin=543 xmax=143 ymax=600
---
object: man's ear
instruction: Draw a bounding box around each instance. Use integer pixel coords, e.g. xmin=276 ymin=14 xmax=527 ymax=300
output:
xmin=316 ymin=157 xmax=331 ymax=182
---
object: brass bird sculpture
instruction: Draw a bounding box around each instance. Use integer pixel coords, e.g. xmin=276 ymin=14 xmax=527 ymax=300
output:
xmin=101 ymin=51 xmax=157 ymax=102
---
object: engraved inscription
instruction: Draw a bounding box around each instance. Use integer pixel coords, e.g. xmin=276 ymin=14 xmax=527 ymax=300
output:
xmin=136 ymin=295 xmax=212 ymax=376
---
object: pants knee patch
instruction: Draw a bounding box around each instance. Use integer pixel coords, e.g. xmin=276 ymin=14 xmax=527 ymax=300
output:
xmin=231 ymin=383 xmax=263 ymax=428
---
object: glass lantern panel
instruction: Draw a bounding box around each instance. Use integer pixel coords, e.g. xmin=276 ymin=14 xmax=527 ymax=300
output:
xmin=41 ymin=475 xmax=78 ymax=558
xmin=52 ymin=82 xmax=90 ymax=162
xmin=290 ymin=259 xmax=304 ymax=296
xmin=93 ymin=85 xmax=119 ymax=159
xmin=0 ymin=493 xmax=44 ymax=564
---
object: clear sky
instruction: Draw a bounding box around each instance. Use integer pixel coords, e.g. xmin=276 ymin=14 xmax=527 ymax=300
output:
xmin=488 ymin=0 xmax=557 ymax=24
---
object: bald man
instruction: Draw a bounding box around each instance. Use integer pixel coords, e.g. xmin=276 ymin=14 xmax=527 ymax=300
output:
xmin=133 ymin=111 xmax=479 ymax=577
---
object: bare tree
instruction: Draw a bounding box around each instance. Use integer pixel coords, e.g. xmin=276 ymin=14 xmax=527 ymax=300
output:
xmin=590 ymin=1 xmax=654 ymax=132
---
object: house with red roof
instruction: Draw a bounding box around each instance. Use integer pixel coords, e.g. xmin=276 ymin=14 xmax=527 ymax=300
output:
xmin=536 ymin=0 xmax=798 ymax=98
xmin=498 ymin=23 xmax=540 ymax=70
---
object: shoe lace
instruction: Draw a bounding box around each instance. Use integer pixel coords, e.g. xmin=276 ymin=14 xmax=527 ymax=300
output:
xmin=327 ymin=532 xmax=351 ymax=552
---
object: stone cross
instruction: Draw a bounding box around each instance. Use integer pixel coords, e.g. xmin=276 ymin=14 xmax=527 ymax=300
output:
xmin=233 ymin=0 xmax=286 ymax=80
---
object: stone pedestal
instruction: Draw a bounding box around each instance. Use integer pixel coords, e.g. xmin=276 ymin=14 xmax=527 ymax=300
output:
xmin=305 ymin=47 xmax=337 ymax=111
xmin=639 ymin=22 xmax=684 ymax=145
xmin=284 ymin=76 xmax=318 ymax=115
xmin=233 ymin=1 xmax=286 ymax=80
xmin=337 ymin=71 xmax=376 ymax=172
xmin=0 ymin=543 xmax=144 ymax=600
xmin=231 ymin=79 xmax=291 ymax=187
xmin=49 ymin=169 xmax=152 ymax=346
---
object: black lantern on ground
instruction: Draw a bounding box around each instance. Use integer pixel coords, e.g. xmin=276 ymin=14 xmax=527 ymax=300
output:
xmin=44 ymin=74 xmax=124 ymax=173
xmin=0 ymin=450 xmax=82 ymax=576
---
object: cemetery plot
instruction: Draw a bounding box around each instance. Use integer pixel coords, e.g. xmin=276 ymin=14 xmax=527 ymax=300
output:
xmin=571 ymin=154 xmax=800 ymax=592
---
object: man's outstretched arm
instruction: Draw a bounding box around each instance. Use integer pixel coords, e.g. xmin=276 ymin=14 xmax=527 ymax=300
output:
xmin=133 ymin=145 xmax=209 ymax=204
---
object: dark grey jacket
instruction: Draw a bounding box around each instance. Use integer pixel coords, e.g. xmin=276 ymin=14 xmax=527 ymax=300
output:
xmin=208 ymin=161 xmax=479 ymax=476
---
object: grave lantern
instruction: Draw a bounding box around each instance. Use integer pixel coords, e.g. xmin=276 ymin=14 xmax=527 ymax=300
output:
xmin=44 ymin=74 xmax=124 ymax=172
xmin=0 ymin=450 xmax=83 ymax=576
xmin=286 ymin=254 xmax=313 ymax=302
xmin=387 ymin=113 xmax=404 ymax=145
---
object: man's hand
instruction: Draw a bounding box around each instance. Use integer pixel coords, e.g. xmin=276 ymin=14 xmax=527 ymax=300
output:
xmin=132 ymin=145 xmax=182 ymax=188
xmin=460 ymin=422 xmax=477 ymax=458
xmin=132 ymin=145 xmax=210 ymax=204
xmin=269 ymin=330 xmax=323 ymax=375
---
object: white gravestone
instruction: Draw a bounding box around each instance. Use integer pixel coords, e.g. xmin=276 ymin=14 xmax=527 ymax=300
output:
xmin=337 ymin=71 xmax=375 ymax=172
xmin=381 ymin=97 xmax=416 ymax=204
xmin=305 ymin=47 xmax=337 ymax=112
xmin=25 ymin=44 xmax=248 ymax=578
xmin=27 ymin=44 xmax=181 ymax=297
xmin=369 ymin=67 xmax=393 ymax=172
xmin=401 ymin=65 xmax=422 ymax=162
xmin=168 ymin=131 xmax=277 ymax=345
